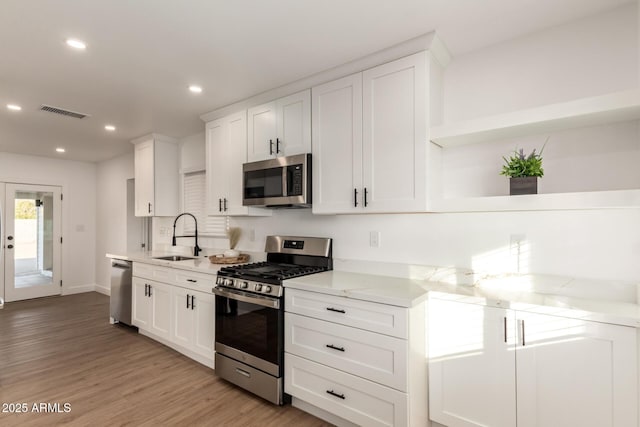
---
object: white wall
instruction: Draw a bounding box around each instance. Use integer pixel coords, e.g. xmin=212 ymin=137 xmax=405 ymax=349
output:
xmin=0 ymin=152 xmax=97 ymax=295
xmin=441 ymin=3 xmax=638 ymax=123
xmin=95 ymin=152 xmax=134 ymax=293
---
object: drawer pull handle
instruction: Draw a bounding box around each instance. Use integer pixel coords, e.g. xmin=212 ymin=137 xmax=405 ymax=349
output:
xmin=187 ymin=279 xmax=197 ymax=283
xmin=235 ymin=368 xmax=251 ymax=378
xmin=326 ymin=344 xmax=345 ymax=352
xmin=326 ymin=307 xmax=345 ymax=314
xmin=326 ymin=390 xmax=345 ymax=400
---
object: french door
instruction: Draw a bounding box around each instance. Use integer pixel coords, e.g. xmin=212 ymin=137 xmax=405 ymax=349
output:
xmin=2 ymin=183 xmax=62 ymax=302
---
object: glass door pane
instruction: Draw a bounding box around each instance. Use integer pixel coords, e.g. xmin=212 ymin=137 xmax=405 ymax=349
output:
xmin=4 ymin=184 xmax=61 ymax=302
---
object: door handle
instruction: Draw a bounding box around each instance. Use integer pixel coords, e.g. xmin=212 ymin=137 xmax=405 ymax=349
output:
xmin=354 ymin=188 xmax=358 ymax=207
xmin=223 ymin=198 xmax=227 ymax=211
xmin=7 ymin=235 xmax=13 ymax=240
xmin=326 ymin=390 xmax=345 ymax=400
xmin=326 ymin=344 xmax=345 ymax=352
xmin=190 ymin=295 xmax=195 ymax=310
xmin=269 ymin=139 xmax=274 ymax=155
xmin=148 ymin=285 xmax=152 ymax=297
xmin=7 ymin=244 xmax=13 ymax=249
xmin=148 ymin=202 xmax=151 ymax=214
xmin=144 ymin=284 xmax=148 ymax=297
xmin=364 ymin=187 xmax=368 ymax=207
xmin=186 ymin=294 xmax=190 ymax=309
xmin=218 ymin=198 xmax=222 ymax=212
xmin=276 ymin=138 xmax=280 ymax=153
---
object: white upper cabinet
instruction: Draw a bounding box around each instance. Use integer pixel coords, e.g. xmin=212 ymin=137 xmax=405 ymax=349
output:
xmin=311 ymin=73 xmax=363 ymax=214
xmin=313 ymin=52 xmax=430 ymax=214
xmin=206 ymin=111 xmax=271 ymax=217
xmin=247 ymin=90 xmax=311 ymax=162
xmin=132 ymin=134 xmax=179 ymax=217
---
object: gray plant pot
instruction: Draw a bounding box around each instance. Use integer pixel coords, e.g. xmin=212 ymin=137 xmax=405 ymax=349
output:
xmin=510 ymin=177 xmax=538 ymax=195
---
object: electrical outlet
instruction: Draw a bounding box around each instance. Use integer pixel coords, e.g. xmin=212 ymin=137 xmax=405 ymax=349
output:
xmin=370 ymin=231 xmax=380 ymax=248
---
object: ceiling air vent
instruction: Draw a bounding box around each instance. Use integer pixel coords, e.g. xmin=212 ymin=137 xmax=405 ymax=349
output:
xmin=39 ymin=104 xmax=89 ymax=119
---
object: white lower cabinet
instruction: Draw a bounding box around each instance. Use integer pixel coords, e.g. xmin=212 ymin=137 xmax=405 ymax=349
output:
xmin=284 ymin=288 xmax=427 ymax=427
xmin=132 ymin=276 xmax=171 ymax=341
xmin=132 ymin=263 xmax=216 ymax=368
xmin=428 ymin=297 xmax=638 ymax=427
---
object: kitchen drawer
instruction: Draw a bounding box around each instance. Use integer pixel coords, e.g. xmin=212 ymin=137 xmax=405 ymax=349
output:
xmin=133 ymin=262 xmax=173 ymax=283
xmin=285 ymin=288 xmax=408 ymax=339
xmin=286 ymin=313 xmax=407 ymax=391
xmin=173 ymin=270 xmax=216 ymax=292
xmin=285 ymin=353 xmax=407 ymax=427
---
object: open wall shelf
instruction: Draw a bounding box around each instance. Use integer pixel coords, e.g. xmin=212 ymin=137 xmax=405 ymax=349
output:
xmin=431 ymin=189 xmax=640 ymax=212
xmin=430 ymin=90 xmax=640 ymax=148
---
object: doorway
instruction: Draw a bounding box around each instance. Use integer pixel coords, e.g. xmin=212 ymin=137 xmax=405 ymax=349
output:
xmin=2 ymin=183 xmax=62 ymax=302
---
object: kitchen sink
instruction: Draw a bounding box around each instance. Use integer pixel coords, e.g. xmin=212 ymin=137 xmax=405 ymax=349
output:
xmin=153 ymin=255 xmax=197 ymax=261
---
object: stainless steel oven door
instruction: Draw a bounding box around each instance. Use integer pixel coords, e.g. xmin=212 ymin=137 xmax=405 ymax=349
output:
xmin=213 ymin=287 xmax=283 ymax=377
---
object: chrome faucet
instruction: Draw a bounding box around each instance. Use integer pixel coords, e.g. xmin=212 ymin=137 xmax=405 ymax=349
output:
xmin=172 ymin=213 xmax=201 ymax=256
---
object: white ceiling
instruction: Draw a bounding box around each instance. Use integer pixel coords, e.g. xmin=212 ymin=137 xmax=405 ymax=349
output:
xmin=0 ymin=0 xmax=632 ymax=163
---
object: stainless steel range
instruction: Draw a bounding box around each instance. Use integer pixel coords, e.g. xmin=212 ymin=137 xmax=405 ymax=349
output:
xmin=212 ymin=235 xmax=332 ymax=405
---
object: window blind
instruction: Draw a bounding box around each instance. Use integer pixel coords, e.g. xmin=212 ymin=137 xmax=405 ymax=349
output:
xmin=183 ymin=171 xmax=227 ymax=236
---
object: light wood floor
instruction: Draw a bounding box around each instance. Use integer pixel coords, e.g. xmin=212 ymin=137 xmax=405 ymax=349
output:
xmin=0 ymin=292 xmax=331 ymax=426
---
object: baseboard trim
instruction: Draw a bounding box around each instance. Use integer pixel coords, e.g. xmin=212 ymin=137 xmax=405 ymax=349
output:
xmin=292 ymin=398 xmax=358 ymax=427
xmin=94 ymin=284 xmax=111 ymax=296
xmin=63 ymin=284 xmax=97 ymax=295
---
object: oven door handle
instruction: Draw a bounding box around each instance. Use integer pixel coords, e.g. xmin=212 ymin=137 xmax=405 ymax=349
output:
xmin=212 ymin=287 xmax=281 ymax=309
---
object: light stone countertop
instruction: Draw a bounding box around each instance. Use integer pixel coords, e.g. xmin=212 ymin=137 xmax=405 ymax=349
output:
xmin=106 ymin=250 xmax=265 ymax=275
xmin=284 ymin=270 xmax=640 ymax=328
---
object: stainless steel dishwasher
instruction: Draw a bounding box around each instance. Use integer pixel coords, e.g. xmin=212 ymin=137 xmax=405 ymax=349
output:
xmin=110 ymin=259 xmax=132 ymax=326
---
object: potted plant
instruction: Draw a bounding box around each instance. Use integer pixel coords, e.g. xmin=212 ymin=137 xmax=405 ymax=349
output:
xmin=500 ymin=147 xmax=544 ymax=195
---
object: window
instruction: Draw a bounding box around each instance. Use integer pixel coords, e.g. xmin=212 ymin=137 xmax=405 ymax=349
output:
xmin=183 ymin=171 xmax=227 ymax=236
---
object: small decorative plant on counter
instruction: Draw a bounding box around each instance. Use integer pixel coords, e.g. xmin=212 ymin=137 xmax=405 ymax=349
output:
xmin=500 ymin=146 xmax=545 ymax=195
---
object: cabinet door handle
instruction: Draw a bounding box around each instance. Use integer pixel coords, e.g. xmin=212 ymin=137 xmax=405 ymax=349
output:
xmin=148 ymin=202 xmax=151 ymax=213
xmin=187 ymin=279 xmax=197 ymax=283
xmin=186 ymin=294 xmax=190 ymax=309
xmin=269 ymin=139 xmax=274 ymax=155
xmin=144 ymin=284 xmax=148 ymax=297
xmin=504 ymin=317 xmax=508 ymax=343
xmin=326 ymin=390 xmax=345 ymax=400
xmin=326 ymin=307 xmax=345 ymax=314
xmin=148 ymin=285 xmax=152 ymax=297
xmin=521 ymin=320 xmax=526 ymax=346
xmin=190 ymin=295 xmax=195 ymax=310
xmin=364 ymin=188 xmax=368 ymax=207
xmin=223 ymin=198 xmax=227 ymax=211
xmin=276 ymin=138 xmax=280 ymax=153
xmin=326 ymin=344 xmax=345 ymax=352
xmin=7 ymin=244 xmax=13 ymax=249
xmin=219 ymin=198 xmax=222 ymax=212
xmin=354 ymin=188 xmax=358 ymax=207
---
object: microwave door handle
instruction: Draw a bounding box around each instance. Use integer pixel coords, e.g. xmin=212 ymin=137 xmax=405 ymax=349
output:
xmin=282 ymin=166 xmax=288 ymax=197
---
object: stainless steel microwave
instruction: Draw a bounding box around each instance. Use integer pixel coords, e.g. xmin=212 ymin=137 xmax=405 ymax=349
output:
xmin=242 ymin=153 xmax=311 ymax=208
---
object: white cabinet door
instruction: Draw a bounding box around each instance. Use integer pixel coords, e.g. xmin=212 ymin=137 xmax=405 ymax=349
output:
xmin=247 ymin=101 xmax=277 ymax=162
xmin=248 ymin=90 xmax=311 ymax=162
xmin=206 ymin=117 xmax=228 ymax=216
xmin=311 ymin=74 xmax=363 ymax=214
xmin=225 ymin=111 xmax=249 ymax=215
xmin=516 ymin=312 xmax=638 ymax=427
xmin=428 ymin=298 xmax=516 ymax=427
xmin=172 ymin=286 xmax=194 ymax=348
xmin=149 ymin=281 xmax=171 ymax=340
xmin=133 ymin=136 xmax=179 ymax=217
xmin=134 ymin=139 xmax=155 ymax=216
xmin=192 ymin=290 xmax=215 ymax=359
xmin=276 ymin=90 xmax=311 ymax=157
xmin=132 ymin=277 xmax=151 ymax=329
xmin=362 ymin=52 xmax=427 ymax=212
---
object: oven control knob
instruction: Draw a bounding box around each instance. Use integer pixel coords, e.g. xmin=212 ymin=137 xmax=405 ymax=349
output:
xmin=263 ymin=286 xmax=272 ymax=293
xmin=240 ymin=281 xmax=248 ymax=289
xmin=255 ymin=284 xmax=262 ymax=292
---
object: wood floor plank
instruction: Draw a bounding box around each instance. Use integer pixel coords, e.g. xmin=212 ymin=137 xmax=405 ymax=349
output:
xmin=0 ymin=293 xmax=331 ymax=426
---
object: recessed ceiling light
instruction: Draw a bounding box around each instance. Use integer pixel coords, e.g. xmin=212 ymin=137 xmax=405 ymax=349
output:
xmin=104 ymin=125 xmax=116 ymax=131
xmin=66 ymin=38 xmax=87 ymax=50
xmin=189 ymin=85 xmax=203 ymax=94
xmin=7 ymin=104 xmax=22 ymax=111
xmin=56 ymin=148 xmax=66 ymax=153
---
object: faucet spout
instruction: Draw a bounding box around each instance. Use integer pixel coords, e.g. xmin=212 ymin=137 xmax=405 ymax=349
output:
xmin=172 ymin=213 xmax=201 ymax=256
